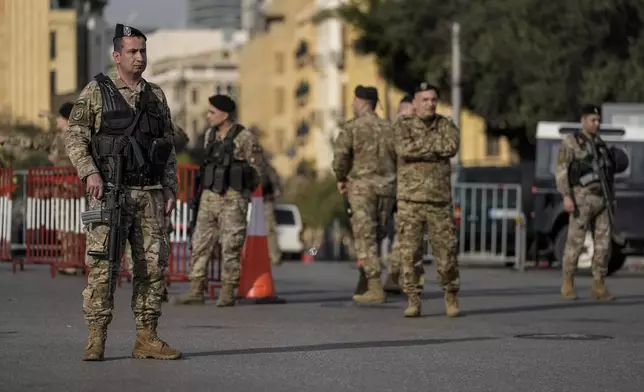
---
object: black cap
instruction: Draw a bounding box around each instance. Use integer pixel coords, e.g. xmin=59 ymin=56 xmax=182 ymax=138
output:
xmin=354 ymin=85 xmax=379 ymax=102
xmin=414 ymin=81 xmax=439 ymax=95
xmin=581 ymin=104 xmax=601 ymax=116
xmin=400 ymin=94 xmax=414 ymax=104
xmin=208 ymin=94 xmax=236 ymax=113
xmin=58 ymin=102 xmax=74 ymax=119
xmin=113 ymin=23 xmax=147 ymax=41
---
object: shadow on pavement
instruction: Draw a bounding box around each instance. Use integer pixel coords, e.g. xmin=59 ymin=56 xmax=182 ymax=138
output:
xmin=183 ymin=336 xmax=499 ymax=358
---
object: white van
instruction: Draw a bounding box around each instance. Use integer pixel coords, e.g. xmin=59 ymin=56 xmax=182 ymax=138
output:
xmin=247 ymin=202 xmax=304 ymax=259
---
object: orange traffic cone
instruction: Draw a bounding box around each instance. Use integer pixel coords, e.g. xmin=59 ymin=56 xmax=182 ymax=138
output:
xmin=237 ymin=185 xmax=286 ymax=304
xmin=301 ymin=253 xmax=314 ymax=264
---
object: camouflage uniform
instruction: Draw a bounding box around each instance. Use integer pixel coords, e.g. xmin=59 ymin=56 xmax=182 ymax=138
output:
xmin=262 ymin=153 xmax=283 ymax=265
xmin=332 ymin=110 xmax=396 ymax=304
xmin=174 ymin=124 xmax=264 ymax=306
xmin=64 ymin=70 xmax=180 ymax=360
xmin=555 ymin=132 xmax=614 ymax=300
xmin=394 ymin=114 xmax=460 ymax=317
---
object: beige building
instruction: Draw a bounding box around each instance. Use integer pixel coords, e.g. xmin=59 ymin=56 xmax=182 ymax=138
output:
xmin=0 ymin=0 xmax=77 ymax=129
xmin=238 ymin=0 xmax=319 ymax=177
xmin=238 ymin=0 xmax=514 ymax=178
xmin=144 ymin=29 xmax=247 ymax=147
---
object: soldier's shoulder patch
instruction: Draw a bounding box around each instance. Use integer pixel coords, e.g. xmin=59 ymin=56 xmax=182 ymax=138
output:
xmin=252 ymin=143 xmax=263 ymax=154
xmin=71 ymin=99 xmax=88 ymax=122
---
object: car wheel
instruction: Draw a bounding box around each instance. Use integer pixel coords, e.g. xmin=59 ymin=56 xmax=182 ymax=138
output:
xmin=607 ymin=246 xmax=627 ymax=276
xmin=554 ymin=225 xmax=593 ymax=274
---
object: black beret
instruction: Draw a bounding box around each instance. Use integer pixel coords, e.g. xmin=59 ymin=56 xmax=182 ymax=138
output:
xmin=400 ymin=94 xmax=414 ymax=103
xmin=581 ymin=104 xmax=601 ymax=116
xmin=354 ymin=85 xmax=379 ymax=102
xmin=414 ymin=82 xmax=439 ymax=94
xmin=58 ymin=102 xmax=74 ymax=119
xmin=610 ymin=146 xmax=629 ymax=174
xmin=208 ymin=94 xmax=236 ymax=113
xmin=113 ymin=23 xmax=147 ymax=41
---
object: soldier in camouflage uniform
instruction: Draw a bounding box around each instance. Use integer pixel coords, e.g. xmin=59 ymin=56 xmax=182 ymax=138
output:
xmin=262 ymin=152 xmax=283 ymax=265
xmin=333 ymin=85 xmax=397 ymax=304
xmin=384 ymin=93 xmax=427 ymax=294
xmin=556 ymin=104 xmax=627 ymax=301
xmin=173 ymin=94 xmax=264 ymax=307
xmin=64 ymin=24 xmax=180 ymax=361
xmin=393 ymin=82 xmax=460 ymax=318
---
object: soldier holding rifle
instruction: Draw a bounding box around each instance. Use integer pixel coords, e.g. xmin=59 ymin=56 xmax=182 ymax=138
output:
xmin=64 ymin=23 xmax=180 ymax=362
xmin=556 ymin=104 xmax=629 ymax=301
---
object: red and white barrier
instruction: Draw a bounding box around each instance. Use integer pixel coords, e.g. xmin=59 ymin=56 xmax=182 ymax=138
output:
xmin=0 ymin=168 xmax=14 ymax=262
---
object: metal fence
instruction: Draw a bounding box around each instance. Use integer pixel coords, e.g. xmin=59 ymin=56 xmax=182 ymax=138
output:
xmin=378 ymin=183 xmax=527 ymax=271
xmin=1 ymin=167 xmax=527 ymax=275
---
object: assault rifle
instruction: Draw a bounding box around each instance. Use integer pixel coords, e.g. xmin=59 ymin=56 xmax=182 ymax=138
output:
xmin=188 ymin=171 xmax=202 ymax=238
xmin=587 ymin=138 xmax=625 ymax=246
xmin=81 ymin=155 xmax=126 ymax=295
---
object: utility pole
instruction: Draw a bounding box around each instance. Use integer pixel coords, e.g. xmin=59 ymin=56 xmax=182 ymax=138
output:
xmin=451 ymin=22 xmax=462 ymax=166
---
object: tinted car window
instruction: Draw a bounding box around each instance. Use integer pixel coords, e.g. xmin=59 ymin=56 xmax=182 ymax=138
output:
xmin=275 ymin=209 xmax=296 ymax=225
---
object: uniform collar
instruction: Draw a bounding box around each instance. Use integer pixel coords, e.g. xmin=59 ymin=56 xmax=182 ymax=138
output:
xmin=108 ymin=70 xmax=146 ymax=92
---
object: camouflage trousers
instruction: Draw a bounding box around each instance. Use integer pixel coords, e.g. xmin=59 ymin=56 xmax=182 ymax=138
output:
xmin=264 ymin=198 xmax=282 ymax=265
xmin=563 ymin=191 xmax=611 ymax=279
xmin=189 ymin=189 xmax=248 ymax=285
xmin=82 ymin=189 xmax=169 ymax=328
xmin=347 ymin=190 xmax=395 ymax=279
xmin=124 ymin=215 xmax=173 ymax=276
xmin=387 ymin=215 xmax=425 ymax=277
xmin=396 ymin=200 xmax=460 ymax=295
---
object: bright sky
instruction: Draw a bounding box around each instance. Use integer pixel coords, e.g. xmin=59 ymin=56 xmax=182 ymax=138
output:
xmin=104 ymin=0 xmax=188 ymax=29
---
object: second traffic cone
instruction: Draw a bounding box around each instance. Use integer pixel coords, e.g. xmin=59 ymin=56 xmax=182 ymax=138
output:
xmin=237 ymin=185 xmax=286 ymax=304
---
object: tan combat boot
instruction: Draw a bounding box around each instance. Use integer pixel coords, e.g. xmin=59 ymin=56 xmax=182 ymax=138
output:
xmin=132 ymin=322 xmax=181 ymax=360
xmin=444 ymin=292 xmax=460 ymax=317
xmin=216 ymin=283 xmax=236 ymax=307
xmin=172 ymin=279 xmax=205 ymax=305
xmin=352 ymin=278 xmax=386 ymax=304
xmin=403 ymin=295 xmax=421 ymax=317
xmin=82 ymin=324 xmax=107 ymax=361
xmin=591 ymin=279 xmax=615 ymax=301
xmin=561 ymin=275 xmax=577 ymax=300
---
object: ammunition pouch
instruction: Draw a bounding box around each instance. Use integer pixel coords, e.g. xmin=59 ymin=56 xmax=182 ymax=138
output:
xmin=149 ymin=139 xmax=173 ymax=166
xmin=229 ymin=160 xmax=259 ymax=192
xmin=569 ymin=159 xmax=598 ymax=187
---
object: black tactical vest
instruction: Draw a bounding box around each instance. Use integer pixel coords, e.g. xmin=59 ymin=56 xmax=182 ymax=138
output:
xmin=200 ymin=124 xmax=259 ymax=194
xmin=569 ymin=132 xmax=613 ymax=187
xmin=90 ymin=73 xmax=172 ymax=186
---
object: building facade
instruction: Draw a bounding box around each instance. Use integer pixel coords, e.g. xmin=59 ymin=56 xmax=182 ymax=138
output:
xmin=187 ymin=0 xmax=243 ymax=30
xmin=237 ymin=0 xmax=513 ymax=179
xmin=144 ymin=29 xmax=247 ymax=148
xmin=0 ymin=0 xmax=84 ymax=128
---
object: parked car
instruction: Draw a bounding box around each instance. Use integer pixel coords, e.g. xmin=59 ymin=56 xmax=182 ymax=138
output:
xmin=247 ymin=202 xmax=304 ymax=260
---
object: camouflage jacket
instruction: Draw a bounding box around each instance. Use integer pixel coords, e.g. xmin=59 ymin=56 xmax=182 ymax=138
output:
xmin=203 ymin=124 xmax=265 ymax=192
xmin=332 ymin=110 xmax=396 ymax=196
xmin=0 ymin=129 xmax=70 ymax=166
xmin=394 ymin=114 xmax=459 ymax=203
xmin=63 ymin=71 xmax=178 ymax=198
xmin=555 ymin=133 xmax=603 ymax=197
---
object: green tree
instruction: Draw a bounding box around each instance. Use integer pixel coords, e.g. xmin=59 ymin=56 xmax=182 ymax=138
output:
xmin=339 ymin=0 xmax=644 ymax=160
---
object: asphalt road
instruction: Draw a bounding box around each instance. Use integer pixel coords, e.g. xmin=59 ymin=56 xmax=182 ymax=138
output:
xmin=1 ymin=261 xmax=644 ymax=392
